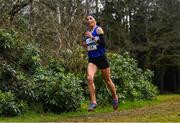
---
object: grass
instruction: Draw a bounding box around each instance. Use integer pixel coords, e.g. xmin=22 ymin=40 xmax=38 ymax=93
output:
xmin=0 ymin=94 xmax=179 ymax=122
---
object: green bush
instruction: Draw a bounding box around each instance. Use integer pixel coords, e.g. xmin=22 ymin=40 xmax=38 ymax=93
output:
xmin=58 ymin=46 xmax=87 ymax=73
xmin=0 ymin=60 xmax=84 ymax=113
xmin=33 ymin=63 xmax=84 ymax=113
xmin=90 ymin=52 xmax=158 ymax=104
xmin=0 ymin=29 xmax=15 ymax=51
xmin=18 ymin=43 xmax=42 ymax=73
xmin=78 ymin=52 xmax=158 ymax=105
xmin=0 ymin=64 xmax=35 ymax=100
xmin=0 ymin=64 xmax=17 ymax=92
xmin=108 ymin=52 xmax=158 ymax=100
xmin=0 ymin=37 xmax=84 ymax=113
xmin=0 ymin=91 xmax=28 ymax=116
xmin=93 ymin=71 xmax=112 ymax=106
xmin=0 ymin=28 xmax=158 ymax=114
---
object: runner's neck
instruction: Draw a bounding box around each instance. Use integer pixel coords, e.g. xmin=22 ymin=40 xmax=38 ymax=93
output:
xmin=90 ymin=25 xmax=97 ymax=32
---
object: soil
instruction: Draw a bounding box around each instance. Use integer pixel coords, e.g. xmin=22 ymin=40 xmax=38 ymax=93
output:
xmin=65 ymin=97 xmax=180 ymax=122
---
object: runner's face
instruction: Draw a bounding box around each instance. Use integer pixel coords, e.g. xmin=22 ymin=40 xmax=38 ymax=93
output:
xmin=86 ymin=16 xmax=96 ymax=27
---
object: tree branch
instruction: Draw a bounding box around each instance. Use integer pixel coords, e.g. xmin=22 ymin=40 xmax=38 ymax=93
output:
xmin=9 ymin=0 xmax=32 ymax=21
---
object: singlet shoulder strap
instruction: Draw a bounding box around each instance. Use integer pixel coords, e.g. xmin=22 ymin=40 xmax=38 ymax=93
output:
xmin=92 ymin=26 xmax=99 ymax=35
xmin=94 ymin=26 xmax=99 ymax=31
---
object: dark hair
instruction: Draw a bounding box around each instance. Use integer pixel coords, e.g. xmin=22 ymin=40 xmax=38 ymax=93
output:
xmin=89 ymin=14 xmax=97 ymax=20
xmin=96 ymin=22 xmax=100 ymax=26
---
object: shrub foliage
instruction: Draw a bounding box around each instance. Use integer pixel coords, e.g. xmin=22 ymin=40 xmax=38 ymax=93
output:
xmin=0 ymin=91 xmax=28 ymax=116
xmin=0 ymin=29 xmax=158 ymax=116
xmin=0 ymin=29 xmax=83 ymax=116
xmin=109 ymin=52 xmax=158 ymax=100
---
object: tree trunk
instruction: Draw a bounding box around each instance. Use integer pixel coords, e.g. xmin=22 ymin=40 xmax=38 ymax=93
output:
xmin=95 ymin=0 xmax=98 ymax=15
xmin=56 ymin=5 xmax=61 ymax=24
xmin=29 ymin=0 xmax=33 ymax=36
xmin=86 ymin=0 xmax=89 ymax=14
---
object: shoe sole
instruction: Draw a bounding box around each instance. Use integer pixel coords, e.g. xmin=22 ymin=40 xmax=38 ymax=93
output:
xmin=88 ymin=106 xmax=96 ymax=112
xmin=113 ymin=105 xmax=118 ymax=110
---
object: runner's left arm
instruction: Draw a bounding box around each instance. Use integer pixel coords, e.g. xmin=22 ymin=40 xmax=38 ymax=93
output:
xmin=96 ymin=27 xmax=105 ymax=47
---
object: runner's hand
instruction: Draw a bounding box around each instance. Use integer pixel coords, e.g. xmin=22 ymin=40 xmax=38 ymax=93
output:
xmin=85 ymin=31 xmax=93 ymax=38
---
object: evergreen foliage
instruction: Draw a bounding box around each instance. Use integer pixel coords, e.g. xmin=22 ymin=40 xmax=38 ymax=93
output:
xmin=0 ymin=0 xmax=178 ymax=116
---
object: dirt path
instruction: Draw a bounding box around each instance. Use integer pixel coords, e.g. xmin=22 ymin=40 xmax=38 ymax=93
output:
xmin=65 ymin=97 xmax=180 ymax=122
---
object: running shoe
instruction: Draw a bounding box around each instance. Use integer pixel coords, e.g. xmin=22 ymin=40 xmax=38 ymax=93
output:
xmin=112 ymin=96 xmax=118 ymax=110
xmin=88 ymin=103 xmax=97 ymax=111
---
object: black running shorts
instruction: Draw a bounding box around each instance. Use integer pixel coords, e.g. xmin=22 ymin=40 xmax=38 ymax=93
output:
xmin=88 ymin=55 xmax=110 ymax=69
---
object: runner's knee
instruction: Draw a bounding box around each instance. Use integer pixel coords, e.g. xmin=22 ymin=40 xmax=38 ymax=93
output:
xmin=87 ymin=75 xmax=94 ymax=84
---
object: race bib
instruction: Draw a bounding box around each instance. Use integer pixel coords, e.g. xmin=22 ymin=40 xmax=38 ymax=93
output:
xmin=85 ymin=38 xmax=96 ymax=51
xmin=85 ymin=37 xmax=99 ymax=51
xmin=87 ymin=44 xmax=97 ymax=51
xmin=86 ymin=38 xmax=94 ymax=44
xmin=85 ymin=36 xmax=99 ymax=44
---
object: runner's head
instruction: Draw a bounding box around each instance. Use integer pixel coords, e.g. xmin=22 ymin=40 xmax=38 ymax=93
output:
xmin=86 ymin=14 xmax=98 ymax=27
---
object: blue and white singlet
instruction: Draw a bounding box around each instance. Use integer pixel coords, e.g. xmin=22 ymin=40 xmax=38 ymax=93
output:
xmin=85 ymin=26 xmax=106 ymax=58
